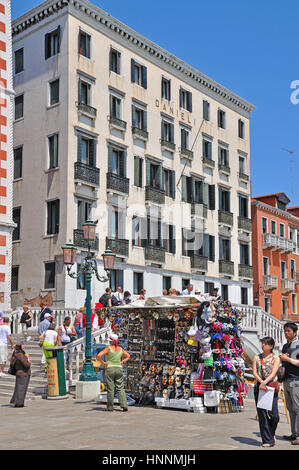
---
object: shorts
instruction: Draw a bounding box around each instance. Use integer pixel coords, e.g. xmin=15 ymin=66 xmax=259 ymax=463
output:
xmin=0 ymin=343 xmax=8 ymax=363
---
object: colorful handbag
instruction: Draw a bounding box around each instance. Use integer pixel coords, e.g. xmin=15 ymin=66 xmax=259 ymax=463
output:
xmin=188 ymin=336 xmax=198 ymax=347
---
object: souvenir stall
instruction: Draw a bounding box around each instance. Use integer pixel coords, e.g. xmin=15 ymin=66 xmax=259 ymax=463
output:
xmin=107 ymin=296 xmax=249 ymax=413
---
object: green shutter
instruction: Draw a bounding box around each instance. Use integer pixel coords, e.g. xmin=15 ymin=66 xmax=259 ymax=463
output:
xmin=141 ymin=66 xmax=147 ymax=89
xmin=131 ymin=59 xmax=135 ymax=83
xmin=182 ymin=176 xmax=187 ymax=201
xmin=108 ymin=145 xmax=113 ymax=172
xmin=146 ymin=159 xmax=151 ymax=186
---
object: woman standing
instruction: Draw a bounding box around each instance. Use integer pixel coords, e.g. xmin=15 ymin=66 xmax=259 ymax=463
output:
xmin=39 ymin=323 xmax=58 ymax=372
xmin=19 ymin=305 xmax=33 ymax=342
xmin=252 ymin=336 xmax=281 ymax=447
xmin=58 ymin=317 xmax=77 ymax=371
xmin=9 ymin=343 xmax=31 ymax=408
xmin=97 ymin=333 xmax=130 ymax=412
xmin=73 ymin=307 xmax=84 ymax=339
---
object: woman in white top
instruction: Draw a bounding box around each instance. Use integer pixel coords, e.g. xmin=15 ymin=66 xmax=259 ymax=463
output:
xmin=39 ymin=323 xmax=58 ymax=373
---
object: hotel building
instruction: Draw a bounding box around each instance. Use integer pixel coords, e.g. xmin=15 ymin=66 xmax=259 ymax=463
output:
xmin=11 ymin=0 xmax=255 ymax=308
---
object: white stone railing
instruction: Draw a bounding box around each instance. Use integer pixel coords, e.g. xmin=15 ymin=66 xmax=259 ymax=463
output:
xmin=8 ymin=308 xmax=79 ymax=335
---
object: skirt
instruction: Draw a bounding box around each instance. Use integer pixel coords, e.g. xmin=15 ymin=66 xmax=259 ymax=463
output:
xmin=10 ymin=375 xmax=30 ymax=407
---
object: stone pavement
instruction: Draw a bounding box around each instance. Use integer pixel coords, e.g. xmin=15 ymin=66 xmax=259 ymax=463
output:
xmin=0 ymin=396 xmax=296 ymax=451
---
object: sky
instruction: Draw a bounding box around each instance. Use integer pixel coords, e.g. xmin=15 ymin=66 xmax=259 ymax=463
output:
xmin=11 ymin=0 xmax=299 ymax=205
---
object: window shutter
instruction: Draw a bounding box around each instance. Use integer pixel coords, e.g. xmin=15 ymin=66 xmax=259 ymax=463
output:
xmin=132 ymin=105 xmax=137 ymax=127
xmin=209 ymin=235 xmax=215 ymax=262
xmin=187 ymin=91 xmax=192 ymax=113
xmin=208 ymin=185 xmax=215 ymax=211
xmin=45 ymin=33 xmax=50 ymax=59
xmin=170 ymin=123 xmax=174 ymax=143
xmin=143 ymin=110 xmax=147 ymax=132
xmin=131 ymin=59 xmax=135 ymax=83
xmin=157 ymin=165 xmax=162 ymax=190
xmin=119 ymin=150 xmax=127 ymax=178
xmin=161 ymin=121 xmax=166 ymax=140
xmin=134 ymin=157 xmax=139 ymax=186
xmin=146 ymin=159 xmax=151 ymax=186
xmin=108 ymin=145 xmax=114 ymax=173
xmin=179 ymin=88 xmax=183 ymax=108
xmin=218 ymin=147 xmax=221 ymax=165
xmin=169 ymin=79 xmax=171 ymax=101
xmin=141 ymin=217 xmax=148 ymax=247
xmin=203 ymin=183 xmax=209 ymax=206
xmin=117 ymin=51 xmax=121 ymax=74
xmin=203 ymin=233 xmax=209 ymax=257
xmin=77 ymin=135 xmax=82 ymax=163
xmin=161 ymin=222 xmax=167 ymax=250
xmin=55 ymin=200 xmax=60 ymax=234
xmin=191 ymin=178 xmax=196 ymax=203
xmin=141 ymin=66 xmax=147 ymax=89
xmin=182 ymin=176 xmax=187 ymax=202
xmin=170 ymin=170 xmax=175 ymax=199
xmin=89 ymin=139 xmax=96 ymax=168
xmin=171 ymin=225 xmax=176 ymax=254
xmin=57 ymin=26 xmax=61 ymax=54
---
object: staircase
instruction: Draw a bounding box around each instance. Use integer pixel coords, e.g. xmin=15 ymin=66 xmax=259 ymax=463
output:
xmin=0 ymin=328 xmax=48 ymax=400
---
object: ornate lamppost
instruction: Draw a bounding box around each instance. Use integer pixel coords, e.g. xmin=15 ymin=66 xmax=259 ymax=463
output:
xmin=62 ymin=220 xmax=115 ymax=383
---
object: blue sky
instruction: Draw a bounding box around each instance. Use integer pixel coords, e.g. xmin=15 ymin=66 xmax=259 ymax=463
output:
xmin=11 ymin=0 xmax=299 ymax=205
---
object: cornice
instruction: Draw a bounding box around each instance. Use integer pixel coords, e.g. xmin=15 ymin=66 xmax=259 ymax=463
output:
xmin=252 ymin=200 xmax=299 ymax=226
xmin=12 ymin=0 xmax=255 ymax=118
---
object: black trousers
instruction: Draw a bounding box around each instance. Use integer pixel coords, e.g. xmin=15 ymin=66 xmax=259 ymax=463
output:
xmin=254 ymin=385 xmax=280 ymax=444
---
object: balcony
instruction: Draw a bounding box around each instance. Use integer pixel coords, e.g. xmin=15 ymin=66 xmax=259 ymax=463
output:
xmin=145 ymin=246 xmax=165 ymax=264
xmin=262 ymin=233 xmax=296 ymax=252
xmin=238 ymin=264 xmax=253 ymax=279
xmin=74 ymin=162 xmax=100 ymax=186
xmin=161 ymin=139 xmax=176 ymax=152
xmin=218 ymin=164 xmax=230 ymax=174
xmin=202 ymin=157 xmax=215 ymax=168
xmin=106 ymin=172 xmax=129 ymax=196
xmin=238 ymin=216 xmax=252 ymax=232
xmin=218 ymin=210 xmax=234 ymax=227
xmin=74 ymin=229 xmax=99 ymax=252
xmin=238 ymin=172 xmax=249 ymax=182
xmin=281 ymin=278 xmax=295 ymax=293
xmin=106 ymin=237 xmax=129 ymax=258
xmin=76 ymin=102 xmax=97 ymax=119
xmin=145 ymin=186 xmax=165 ymax=205
xmin=179 ymin=147 xmax=193 ymax=161
xmin=191 ymin=202 xmax=207 ymax=219
xmin=219 ymin=260 xmax=234 ymax=276
xmin=190 ymin=255 xmax=208 ymax=271
xmin=109 ymin=116 xmax=127 ymax=131
xmin=132 ymin=127 xmax=148 ymax=141
xmin=263 ymin=274 xmax=278 ymax=290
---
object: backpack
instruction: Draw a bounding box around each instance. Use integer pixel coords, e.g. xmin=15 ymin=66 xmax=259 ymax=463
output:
xmin=99 ymin=294 xmax=109 ymax=307
xmin=8 ymin=355 xmax=17 ymax=376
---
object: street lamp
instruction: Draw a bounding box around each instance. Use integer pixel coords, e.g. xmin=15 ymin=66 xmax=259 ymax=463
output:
xmin=62 ymin=220 xmax=115 ymax=382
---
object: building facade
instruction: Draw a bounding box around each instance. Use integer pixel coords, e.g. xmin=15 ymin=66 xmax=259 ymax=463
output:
xmin=0 ymin=0 xmax=15 ymax=310
xmin=11 ymin=0 xmax=255 ymax=309
xmin=252 ymin=193 xmax=299 ymax=321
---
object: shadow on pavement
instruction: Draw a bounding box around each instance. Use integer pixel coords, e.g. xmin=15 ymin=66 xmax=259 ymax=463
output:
xmin=231 ymin=436 xmax=261 ymax=447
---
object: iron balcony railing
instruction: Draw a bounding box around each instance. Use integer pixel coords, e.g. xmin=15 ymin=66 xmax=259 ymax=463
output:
xmin=179 ymin=147 xmax=194 ymax=160
xmin=76 ymin=102 xmax=97 ymax=118
xmin=238 ymin=264 xmax=253 ymax=279
xmin=106 ymin=172 xmax=130 ymax=195
xmin=145 ymin=246 xmax=165 ymax=264
xmin=190 ymin=255 xmax=208 ymax=271
xmin=218 ymin=210 xmax=234 ymax=226
xmin=191 ymin=203 xmax=208 ymax=219
xmin=219 ymin=260 xmax=234 ymax=275
xmin=106 ymin=237 xmax=129 ymax=258
xmin=145 ymin=186 xmax=165 ymax=205
xmin=218 ymin=164 xmax=230 ymax=174
xmin=109 ymin=116 xmax=127 ymax=130
xmin=74 ymin=162 xmax=100 ymax=186
xmin=132 ymin=127 xmax=149 ymax=140
xmin=202 ymin=157 xmax=215 ymax=167
xmin=160 ymin=139 xmax=176 ymax=152
xmin=238 ymin=216 xmax=252 ymax=232
xmin=74 ymin=229 xmax=99 ymax=252
xmin=238 ymin=172 xmax=249 ymax=181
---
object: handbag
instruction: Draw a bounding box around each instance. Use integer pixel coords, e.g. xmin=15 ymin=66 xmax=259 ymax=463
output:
xmin=277 ymin=366 xmax=286 ymax=383
xmin=8 ymin=355 xmax=16 ymax=376
xmin=187 ymin=336 xmax=198 ymax=347
xmin=267 ymin=381 xmax=280 ymax=393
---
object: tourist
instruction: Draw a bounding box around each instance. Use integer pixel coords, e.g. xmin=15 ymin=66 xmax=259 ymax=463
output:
xmin=0 ymin=317 xmax=13 ymax=375
xmin=38 ymin=313 xmax=51 ymax=367
xmin=39 ymin=323 xmax=58 ymax=372
xmin=279 ymin=322 xmax=299 ymax=445
xmin=212 ymin=287 xmax=221 ymax=300
xmin=73 ymin=307 xmax=84 ymax=339
xmin=181 ymin=284 xmax=194 ymax=295
xmin=139 ymin=289 xmax=146 ymax=300
xmin=9 ymin=343 xmax=31 ymax=408
xmin=92 ymin=308 xmax=105 ymax=331
xmin=162 ymin=289 xmax=168 ymax=296
xmin=113 ymin=286 xmax=123 ymax=305
xmin=39 ymin=302 xmax=53 ymax=323
xmin=169 ymin=288 xmax=178 ymax=296
xmin=97 ymin=333 xmax=130 ymax=412
xmin=99 ymin=288 xmax=112 ymax=308
xmin=252 ymin=336 xmax=280 ymax=447
xmin=58 ymin=317 xmax=77 ymax=347
xmin=19 ymin=304 xmax=33 ymax=342
xmin=0 ymin=310 xmax=4 ymax=325
xmin=122 ymin=291 xmax=132 ymax=304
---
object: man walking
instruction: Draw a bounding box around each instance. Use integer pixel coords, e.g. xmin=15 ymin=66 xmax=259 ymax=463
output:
xmin=0 ymin=318 xmax=14 ymax=375
xmin=39 ymin=302 xmax=53 ymax=323
xmin=279 ymin=322 xmax=299 ymax=445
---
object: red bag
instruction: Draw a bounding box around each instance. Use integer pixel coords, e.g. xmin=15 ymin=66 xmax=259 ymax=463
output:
xmin=191 ymin=365 xmax=213 ymax=395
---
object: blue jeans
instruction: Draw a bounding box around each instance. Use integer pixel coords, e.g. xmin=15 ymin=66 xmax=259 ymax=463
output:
xmin=75 ymin=326 xmax=83 ymax=339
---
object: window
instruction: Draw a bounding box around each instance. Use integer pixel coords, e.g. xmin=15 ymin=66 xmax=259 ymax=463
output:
xmin=12 ymin=208 xmax=21 ymax=241
xmin=204 ymin=282 xmax=214 ymax=295
xmin=49 ymin=79 xmax=59 ymax=106
xmin=78 ymin=135 xmax=96 ymax=167
xmin=147 ymin=161 xmax=162 ymax=189
xmin=161 ymin=120 xmax=174 ymax=143
xmin=277 ymin=200 xmax=287 ymax=211
xmin=203 ymin=139 xmax=212 ymax=160
xmin=219 ymin=187 xmax=230 ymax=212
xmin=77 ymin=263 xmax=86 ymax=290
xmin=163 ymin=169 xmax=175 ymax=198
xmin=181 ymin=176 xmax=192 ymax=203
xmin=110 ymin=210 xmax=119 ymax=239
xmin=14 ymin=48 xmax=24 ymax=74
xmin=110 ymin=48 xmax=121 ymax=74
xmin=147 ymin=216 xmax=163 ymax=249
xmin=218 ymin=147 xmax=229 ymax=167
xmin=132 ymin=105 xmax=147 ymax=131
xmin=262 ymin=217 xmax=268 ymax=234
xmin=279 ymin=223 xmax=285 ymax=238
xmin=239 ymin=156 xmax=245 ymax=174
xmin=131 ymin=59 xmax=147 ymax=88
xmin=219 ymin=237 xmax=231 ymax=261
xmin=218 ymin=109 xmax=226 ymax=129
xmin=164 ymin=224 xmax=176 ymax=254
xmin=282 ymin=299 xmax=288 ymax=319
xmin=264 ymin=297 xmax=270 ymax=313
xmin=161 ymin=77 xmax=171 ymax=100
xmin=208 ymin=235 xmax=215 ymax=262
xmin=45 ymin=262 xmax=55 ymax=289
xmin=281 ymin=261 xmax=286 ymax=279
xmin=291 ymin=259 xmax=295 ymax=279
xmin=48 ymin=134 xmax=59 ymax=169
xmin=79 ymin=30 xmax=91 ymax=58
xmin=78 ymin=79 xmax=91 ymax=106
xmin=11 ymin=266 xmax=19 ymax=292
xmin=134 ymin=156 xmax=143 ymax=187
xmin=221 ymin=284 xmax=228 ymax=301
xmin=181 ymin=128 xmax=189 ymax=150
xmin=238 ymin=119 xmax=245 ymax=139
xmin=163 ymin=276 xmax=171 ymax=292
xmin=14 ymin=147 xmax=22 ymax=179
xmin=183 ymin=279 xmax=191 ymax=290
xmin=240 ymin=243 xmax=250 ymax=265
xmin=241 ymin=287 xmax=248 ymax=305
xmin=45 ymin=26 xmax=60 ymax=59
xmin=109 ymin=148 xmax=126 ymax=177
xmin=239 ymin=195 xmax=248 ymax=218
xmin=15 ymin=94 xmax=24 ymax=120
xmin=77 ymin=200 xmax=91 ymax=230
xmin=47 ymin=200 xmax=60 ymax=235
xmin=110 ymin=94 xmax=121 ymax=119
xmin=132 ymin=216 xmax=147 ymax=248
xmin=292 ymin=294 xmax=297 ymax=314
xmin=179 ymin=88 xmax=192 ymax=112
xmin=133 ymin=272 xmax=143 ymax=294
xmin=263 ymin=257 xmax=269 ymax=275
xmin=110 ymin=270 xmax=124 ymax=292
xmin=271 ymin=220 xmax=276 ymax=235
xmin=203 ymin=100 xmax=210 ymax=121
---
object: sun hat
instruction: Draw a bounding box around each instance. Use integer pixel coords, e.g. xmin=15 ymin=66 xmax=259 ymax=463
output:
xmin=109 ymin=333 xmax=119 ymax=342
xmin=44 ymin=313 xmax=51 ymax=318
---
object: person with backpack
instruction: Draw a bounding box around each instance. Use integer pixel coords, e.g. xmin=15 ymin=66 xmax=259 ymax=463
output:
xmin=19 ymin=305 xmax=33 ymax=342
xmin=9 ymin=343 xmax=31 ymax=408
xmin=99 ymin=288 xmax=112 ymax=309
